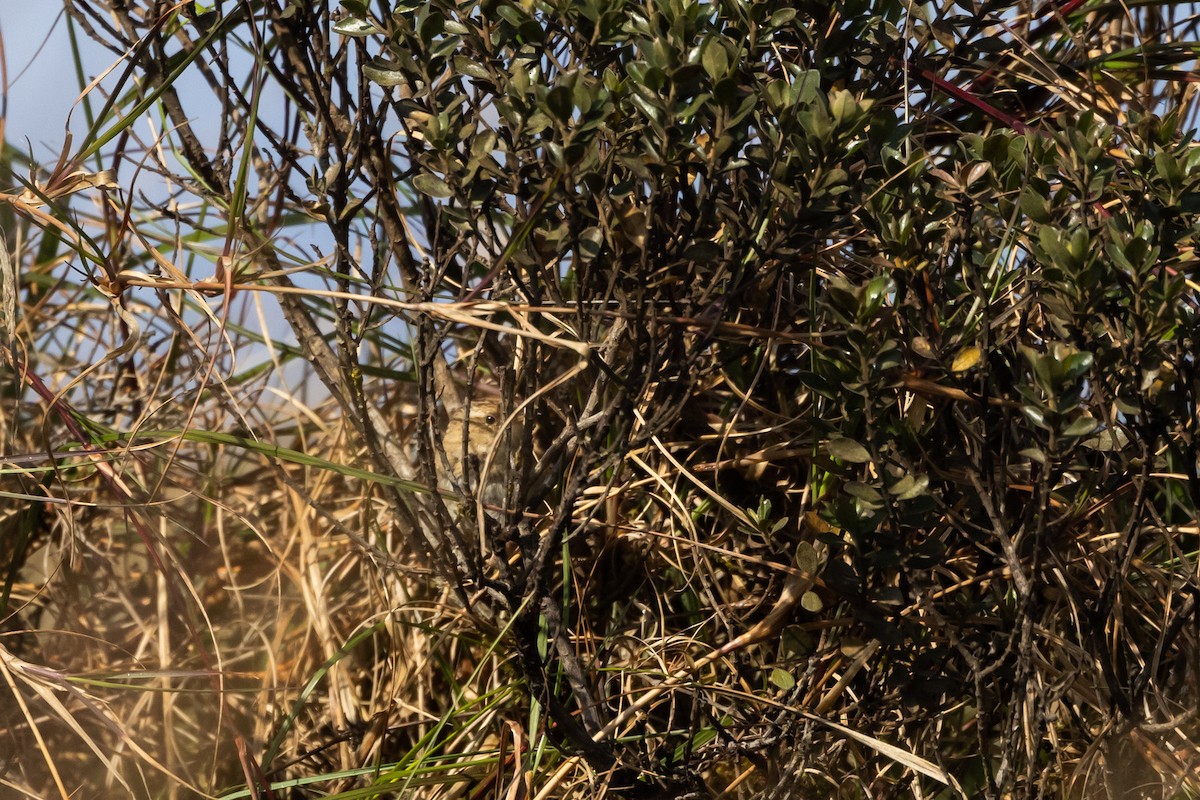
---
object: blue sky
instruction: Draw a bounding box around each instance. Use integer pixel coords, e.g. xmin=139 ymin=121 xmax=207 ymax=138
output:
xmin=0 ymin=7 xmax=335 ymax=407
xmin=2 ymin=7 xmax=108 ymax=159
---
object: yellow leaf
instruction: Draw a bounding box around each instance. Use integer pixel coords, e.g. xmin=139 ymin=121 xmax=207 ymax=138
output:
xmin=950 ymin=345 xmax=982 ymax=373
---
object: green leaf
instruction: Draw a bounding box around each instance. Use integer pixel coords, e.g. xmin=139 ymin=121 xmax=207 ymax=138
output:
xmin=579 ymin=226 xmax=604 ymax=258
xmin=828 ymin=437 xmax=872 ymax=463
xmin=796 ymin=541 xmax=819 ymax=574
xmin=845 ymin=481 xmax=882 ymax=502
xmin=1062 ymin=351 xmax=1093 ymax=381
xmin=1022 ymin=404 xmax=1047 ymax=429
xmin=1081 ymin=427 xmax=1130 ymax=451
xmin=862 ymin=275 xmax=893 ymax=318
xmin=889 ymin=473 xmax=929 ymax=500
xmin=701 ymin=41 xmax=729 ymax=80
xmin=362 ymin=58 xmax=407 ymax=87
xmin=769 ymin=7 xmax=798 ymax=27
xmin=1019 ymin=187 xmax=1051 ymax=223
xmin=765 ymin=79 xmax=792 ymax=111
xmin=412 ymin=173 xmax=454 ymax=198
xmin=896 ymin=475 xmax=929 ymax=501
xmin=454 ymin=56 xmax=492 ymax=81
xmin=333 ymin=16 xmax=381 ymax=36
xmin=829 ymin=89 xmax=859 ymax=127
xmin=1020 ymin=447 xmax=1047 ymax=464
xmin=793 ymin=70 xmax=821 ymax=106
xmin=1063 ymin=417 xmax=1098 ymax=438
xmin=770 ymin=668 xmax=796 ymax=690
xmin=546 ymin=85 xmax=574 ymax=121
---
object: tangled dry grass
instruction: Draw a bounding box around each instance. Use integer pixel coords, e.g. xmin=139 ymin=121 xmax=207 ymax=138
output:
xmin=1 ymin=1 xmax=1199 ymax=798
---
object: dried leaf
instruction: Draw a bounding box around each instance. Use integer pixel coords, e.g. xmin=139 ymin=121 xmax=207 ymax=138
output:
xmin=911 ymin=336 xmax=936 ymax=359
xmin=0 ymin=232 xmax=14 ymax=352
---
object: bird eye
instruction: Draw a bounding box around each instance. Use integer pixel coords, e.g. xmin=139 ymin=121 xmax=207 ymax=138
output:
xmin=485 ymin=414 xmax=497 ymax=425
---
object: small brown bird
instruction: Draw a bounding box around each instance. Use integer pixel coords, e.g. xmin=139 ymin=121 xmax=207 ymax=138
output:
xmin=443 ymin=398 xmax=504 ymax=473
xmin=441 ymin=398 xmax=522 ymax=505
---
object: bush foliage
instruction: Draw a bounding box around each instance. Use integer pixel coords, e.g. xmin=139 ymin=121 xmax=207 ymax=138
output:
xmin=1 ymin=0 xmax=1198 ymax=797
